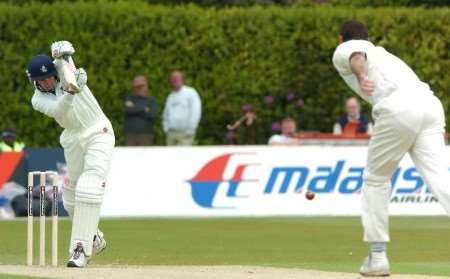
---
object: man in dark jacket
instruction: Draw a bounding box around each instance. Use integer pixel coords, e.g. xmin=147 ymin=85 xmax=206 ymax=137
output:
xmin=333 ymin=97 xmax=373 ymax=135
xmin=124 ymin=75 xmax=158 ymax=145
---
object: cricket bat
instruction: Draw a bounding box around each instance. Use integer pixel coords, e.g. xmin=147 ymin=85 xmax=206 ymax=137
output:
xmin=54 ymin=55 xmax=80 ymax=94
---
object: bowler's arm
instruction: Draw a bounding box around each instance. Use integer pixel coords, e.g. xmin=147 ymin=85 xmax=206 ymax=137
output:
xmin=349 ymin=52 xmax=374 ymax=96
xmin=349 ymin=52 xmax=368 ymax=80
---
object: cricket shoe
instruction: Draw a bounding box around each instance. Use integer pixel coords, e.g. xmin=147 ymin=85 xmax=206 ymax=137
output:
xmin=67 ymin=242 xmax=90 ymax=268
xmin=359 ymin=251 xmax=390 ymax=277
xmin=92 ymin=229 xmax=107 ymax=256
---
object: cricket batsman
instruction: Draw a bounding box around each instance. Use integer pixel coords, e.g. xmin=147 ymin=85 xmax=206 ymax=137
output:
xmin=26 ymin=41 xmax=115 ymax=267
xmin=333 ymin=20 xmax=450 ymax=276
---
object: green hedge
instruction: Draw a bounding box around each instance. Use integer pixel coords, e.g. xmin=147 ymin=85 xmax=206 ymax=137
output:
xmin=144 ymin=0 xmax=450 ymax=7
xmin=1 ymin=3 xmax=449 ymax=146
xmin=4 ymin=0 xmax=450 ymax=7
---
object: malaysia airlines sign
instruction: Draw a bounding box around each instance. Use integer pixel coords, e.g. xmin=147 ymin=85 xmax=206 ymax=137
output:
xmin=101 ymin=146 xmax=448 ymax=217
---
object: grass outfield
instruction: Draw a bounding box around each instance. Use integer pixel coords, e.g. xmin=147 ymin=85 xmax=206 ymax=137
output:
xmin=0 ymin=217 xmax=449 ymax=277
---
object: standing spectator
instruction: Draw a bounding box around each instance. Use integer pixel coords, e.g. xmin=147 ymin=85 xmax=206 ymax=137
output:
xmin=333 ymin=97 xmax=373 ymax=135
xmin=0 ymin=128 xmax=25 ymax=152
xmin=268 ymin=117 xmax=300 ymax=145
xmin=124 ymin=75 xmax=158 ymax=145
xmin=162 ymin=71 xmax=202 ymax=146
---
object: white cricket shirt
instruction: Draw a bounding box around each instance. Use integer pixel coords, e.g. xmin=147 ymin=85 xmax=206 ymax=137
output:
xmin=32 ymin=83 xmax=109 ymax=131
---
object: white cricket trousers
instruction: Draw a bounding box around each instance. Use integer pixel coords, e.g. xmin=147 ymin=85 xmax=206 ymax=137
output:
xmin=60 ymin=119 xmax=115 ymax=255
xmin=363 ymin=89 xmax=450 ymax=242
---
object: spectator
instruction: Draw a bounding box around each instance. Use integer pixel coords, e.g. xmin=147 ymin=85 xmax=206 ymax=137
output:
xmin=162 ymin=71 xmax=202 ymax=146
xmin=226 ymin=105 xmax=258 ymax=145
xmin=333 ymin=97 xmax=373 ymax=135
xmin=0 ymin=128 xmax=25 ymax=152
xmin=11 ymin=188 xmax=53 ymax=217
xmin=124 ymin=75 xmax=157 ymax=145
xmin=268 ymin=117 xmax=300 ymax=145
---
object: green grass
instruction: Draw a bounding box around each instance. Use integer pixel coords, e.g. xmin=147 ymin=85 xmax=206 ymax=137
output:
xmin=0 ymin=217 xmax=449 ymax=276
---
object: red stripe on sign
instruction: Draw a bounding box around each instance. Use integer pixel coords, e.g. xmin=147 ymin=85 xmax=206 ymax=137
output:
xmin=191 ymin=153 xmax=233 ymax=181
xmin=0 ymin=152 xmax=24 ymax=190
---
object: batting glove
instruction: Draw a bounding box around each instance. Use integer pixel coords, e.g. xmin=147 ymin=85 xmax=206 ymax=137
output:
xmin=51 ymin=41 xmax=75 ymax=59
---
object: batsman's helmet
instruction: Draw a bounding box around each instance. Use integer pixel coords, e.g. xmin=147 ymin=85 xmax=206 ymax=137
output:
xmin=27 ymin=55 xmax=57 ymax=81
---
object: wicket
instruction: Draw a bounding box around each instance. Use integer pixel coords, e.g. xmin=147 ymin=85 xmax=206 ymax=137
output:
xmin=27 ymin=171 xmax=59 ymax=267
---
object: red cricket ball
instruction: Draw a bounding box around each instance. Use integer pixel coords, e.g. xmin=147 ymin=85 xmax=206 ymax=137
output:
xmin=305 ymin=191 xmax=315 ymax=200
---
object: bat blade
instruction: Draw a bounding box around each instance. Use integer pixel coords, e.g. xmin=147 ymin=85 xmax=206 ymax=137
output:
xmin=54 ymin=58 xmax=79 ymax=93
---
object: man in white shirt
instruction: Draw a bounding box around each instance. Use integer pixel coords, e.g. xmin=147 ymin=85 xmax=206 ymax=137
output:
xmin=268 ymin=117 xmax=300 ymax=145
xmin=162 ymin=71 xmax=202 ymax=145
xmin=27 ymin=41 xmax=114 ymax=267
xmin=333 ymin=20 xmax=450 ymax=276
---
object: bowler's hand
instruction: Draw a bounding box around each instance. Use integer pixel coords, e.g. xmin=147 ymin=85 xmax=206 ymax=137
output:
xmin=359 ymin=75 xmax=375 ymax=96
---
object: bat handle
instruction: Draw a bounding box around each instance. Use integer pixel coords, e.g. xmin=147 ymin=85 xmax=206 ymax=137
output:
xmin=62 ymin=55 xmax=77 ymax=70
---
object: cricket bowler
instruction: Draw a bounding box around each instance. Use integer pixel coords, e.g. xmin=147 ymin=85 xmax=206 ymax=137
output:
xmin=26 ymin=41 xmax=115 ymax=267
xmin=333 ymin=20 xmax=450 ymax=276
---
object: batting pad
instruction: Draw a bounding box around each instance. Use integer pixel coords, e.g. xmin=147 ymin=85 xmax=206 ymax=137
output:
xmin=62 ymin=182 xmax=76 ymax=219
xmin=70 ymin=172 xmax=105 ymax=256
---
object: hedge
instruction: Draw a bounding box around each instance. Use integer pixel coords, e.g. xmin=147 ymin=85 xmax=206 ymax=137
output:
xmin=4 ymin=0 xmax=450 ymax=7
xmin=0 ymin=3 xmax=449 ymax=146
xmin=144 ymin=0 xmax=450 ymax=7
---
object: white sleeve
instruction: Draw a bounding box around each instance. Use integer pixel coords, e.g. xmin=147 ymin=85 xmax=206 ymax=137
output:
xmin=268 ymin=135 xmax=281 ymax=145
xmin=332 ymin=40 xmax=372 ymax=76
xmin=187 ymin=89 xmax=202 ymax=133
xmin=333 ymin=123 xmax=342 ymax=135
xmin=332 ymin=40 xmax=375 ymax=104
xmin=31 ymin=90 xmax=74 ymax=119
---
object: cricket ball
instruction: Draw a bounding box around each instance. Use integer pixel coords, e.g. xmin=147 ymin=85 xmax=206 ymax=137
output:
xmin=305 ymin=191 xmax=315 ymax=200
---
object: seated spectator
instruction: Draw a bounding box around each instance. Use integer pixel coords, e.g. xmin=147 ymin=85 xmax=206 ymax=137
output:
xmin=124 ymin=75 xmax=158 ymax=146
xmin=268 ymin=117 xmax=300 ymax=145
xmin=333 ymin=97 xmax=373 ymax=136
xmin=0 ymin=128 xmax=25 ymax=152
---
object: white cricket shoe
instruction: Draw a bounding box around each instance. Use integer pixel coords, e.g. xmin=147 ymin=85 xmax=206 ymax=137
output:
xmin=92 ymin=229 xmax=107 ymax=256
xmin=359 ymin=252 xmax=390 ymax=277
xmin=67 ymin=242 xmax=89 ymax=268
